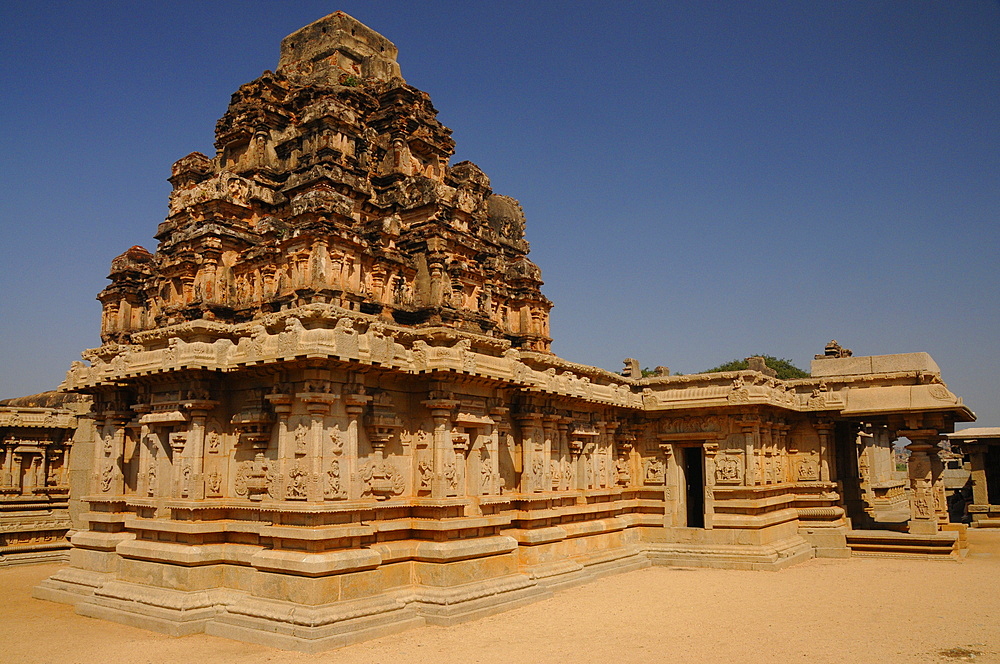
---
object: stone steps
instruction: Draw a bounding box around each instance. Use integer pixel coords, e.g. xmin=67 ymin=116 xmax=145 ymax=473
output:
xmin=847 ymin=528 xmax=965 ymax=559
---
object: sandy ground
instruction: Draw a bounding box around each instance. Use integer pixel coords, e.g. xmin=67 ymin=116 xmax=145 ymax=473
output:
xmin=2 ymin=532 xmax=999 ymax=664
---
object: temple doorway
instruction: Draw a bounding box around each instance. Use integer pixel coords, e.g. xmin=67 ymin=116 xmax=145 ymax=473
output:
xmin=683 ymin=446 xmax=705 ymax=528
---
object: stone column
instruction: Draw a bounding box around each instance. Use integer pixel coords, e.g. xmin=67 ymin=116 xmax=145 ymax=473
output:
xmin=3 ymin=442 xmax=13 ymax=487
xmin=490 ymin=405 xmax=512 ymax=493
xmin=482 ymin=423 xmax=499 ymax=495
xmin=169 ymin=432 xmax=188 ymax=497
xmin=96 ymin=403 xmax=131 ymax=496
xmin=422 ymin=396 xmax=458 ymax=498
xmin=556 ymin=420 xmax=570 ymax=491
xmin=345 ymin=391 xmax=373 ymax=500
xmin=40 ymin=445 xmax=50 ymax=489
xmin=816 ymin=420 xmax=833 ymax=482
xmin=661 ymin=443 xmax=677 ymax=524
xmin=776 ymin=424 xmax=790 ymax=483
xmin=740 ymin=419 xmax=759 ymax=486
xmin=900 ymin=429 xmax=943 ymax=535
xmin=702 ymin=441 xmax=718 ymax=529
xmin=517 ymin=413 xmax=543 ymax=493
xmin=300 ymin=390 xmax=339 ymax=501
xmin=183 ymin=401 xmax=216 ymax=500
xmin=12 ymin=453 xmax=24 ymax=493
xmin=136 ymin=424 xmax=150 ymax=496
xmin=542 ymin=414 xmax=559 ymax=491
xmin=569 ymin=439 xmax=583 ymax=491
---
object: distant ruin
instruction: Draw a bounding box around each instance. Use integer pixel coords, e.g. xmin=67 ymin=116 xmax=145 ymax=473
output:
xmin=32 ymin=12 xmax=974 ymax=652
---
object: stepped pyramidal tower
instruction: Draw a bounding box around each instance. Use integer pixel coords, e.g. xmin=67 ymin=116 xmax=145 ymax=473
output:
xmin=36 ymin=11 xmax=973 ymax=653
xmin=100 ymin=11 xmax=551 ymax=351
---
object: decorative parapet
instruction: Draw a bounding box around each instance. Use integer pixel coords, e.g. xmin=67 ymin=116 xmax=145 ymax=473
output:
xmin=0 ymin=408 xmax=77 ymax=429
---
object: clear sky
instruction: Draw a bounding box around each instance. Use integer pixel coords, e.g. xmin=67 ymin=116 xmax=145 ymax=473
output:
xmin=1 ymin=1 xmax=997 ymax=429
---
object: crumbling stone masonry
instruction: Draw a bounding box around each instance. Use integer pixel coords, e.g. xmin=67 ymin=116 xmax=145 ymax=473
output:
xmin=34 ymin=12 xmax=974 ymax=652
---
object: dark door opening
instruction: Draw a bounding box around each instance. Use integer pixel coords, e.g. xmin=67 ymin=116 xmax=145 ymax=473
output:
xmin=683 ymin=447 xmax=705 ymax=528
xmin=986 ymin=447 xmax=1000 ymax=505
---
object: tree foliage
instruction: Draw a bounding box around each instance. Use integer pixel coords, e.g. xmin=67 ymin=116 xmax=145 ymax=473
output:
xmin=701 ymin=355 xmax=809 ymax=380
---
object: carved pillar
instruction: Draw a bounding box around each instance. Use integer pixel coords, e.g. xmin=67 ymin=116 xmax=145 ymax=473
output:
xmin=421 ymin=393 xmax=457 ymax=498
xmin=556 ymin=420 xmax=570 ymax=491
xmin=702 ymin=441 xmax=718 ymax=529
xmin=816 ymin=420 xmax=833 ymax=483
xmin=345 ymin=391 xmax=373 ymax=500
xmin=302 ymin=392 xmax=338 ymax=501
xmin=266 ymin=390 xmax=294 ymax=490
xmin=169 ymin=432 xmax=188 ymax=498
xmin=39 ymin=445 xmax=49 ymax=489
xmin=182 ymin=400 xmax=216 ymax=500
xmin=451 ymin=428 xmax=470 ymax=497
xmin=542 ymin=414 xmax=558 ymax=491
xmin=900 ymin=429 xmax=943 ymax=535
xmin=96 ymin=399 xmax=131 ymax=496
xmin=3 ymin=442 xmax=13 ymax=487
xmin=136 ymin=424 xmax=151 ymax=496
xmin=569 ymin=438 xmax=584 ymax=490
xmin=776 ymin=424 xmax=790 ymax=483
xmin=12 ymin=453 xmax=24 ymax=493
xmin=740 ymin=418 xmax=759 ymax=486
xmin=489 ymin=404 xmax=510 ymax=494
xmin=661 ymin=443 xmax=676 ymax=523
xmin=517 ymin=413 xmax=543 ymax=493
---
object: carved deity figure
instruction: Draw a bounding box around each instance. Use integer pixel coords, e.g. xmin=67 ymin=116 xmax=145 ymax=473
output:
xmin=644 ymin=456 xmax=665 ymax=485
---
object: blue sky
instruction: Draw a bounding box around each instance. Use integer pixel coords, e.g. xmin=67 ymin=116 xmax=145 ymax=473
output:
xmin=1 ymin=1 xmax=997 ymax=429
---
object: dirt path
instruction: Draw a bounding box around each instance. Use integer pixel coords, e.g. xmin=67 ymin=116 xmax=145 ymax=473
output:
xmin=3 ymin=532 xmax=998 ymax=664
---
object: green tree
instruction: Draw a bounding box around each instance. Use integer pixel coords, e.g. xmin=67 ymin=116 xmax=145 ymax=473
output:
xmin=701 ymin=355 xmax=809 ymax=380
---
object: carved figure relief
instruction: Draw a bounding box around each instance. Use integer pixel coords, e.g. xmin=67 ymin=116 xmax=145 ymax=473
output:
xmin=530 ymin=456 xmax=544 ymax=492
xmin=616 ymin=456 xmax=631 ymax=486
xmin=417 ymin=455 xmax=433 ymax=491
xmin=294 ymin=426 xmax=308 ymax=455
xmin=550 ymin=459 xmax=561 ymax=490
xmin=207 ymin=430 xmax=221 ymax=454
xmin=360 ymin=457 xmax=404 ymax=499
xmin=481 ymin=449 xmax=495 ymax=495
xmin=797 ymin=458 xmax=819 ymax=481
xmin=913 ymin=493 xmax=932 ymax=519
xmin=234 ymin=456 xmax=275 ymax=501
xmin=146 ymin=445 xmax=158 ymax=496
xmin=100 ymin=461 xmax=114 ymax=492
xmin=181 ymin=465 xmax=192 ymax=497
xmin=644 ymin=456 xmax=665 ymax=485
xmin=443 ymin=458 xmax=459 ymax=494
xmin=286 ymin=462 xmax=309 ymax=500
xmin=715 ymin=455 xmax=742 ymax=484
xmin=330 ymin=427 xmax=344 ymax=455
xmin=207 ymin=470 xmax=222 ymax=496
xmin=325 ymin=459 xmax=347 ymax=499
xmin=728 ymin=377 xmax=750 ymax=404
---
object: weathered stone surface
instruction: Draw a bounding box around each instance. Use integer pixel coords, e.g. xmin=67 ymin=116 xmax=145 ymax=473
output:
xmin=36 ymin=11 xmax=976 ymax=652
xmin=0 ymin=392 xmax=92 ymax=566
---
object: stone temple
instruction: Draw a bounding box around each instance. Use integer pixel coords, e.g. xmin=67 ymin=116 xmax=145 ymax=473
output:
xmin=33 ymin=12 xmax=974 ymax=652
